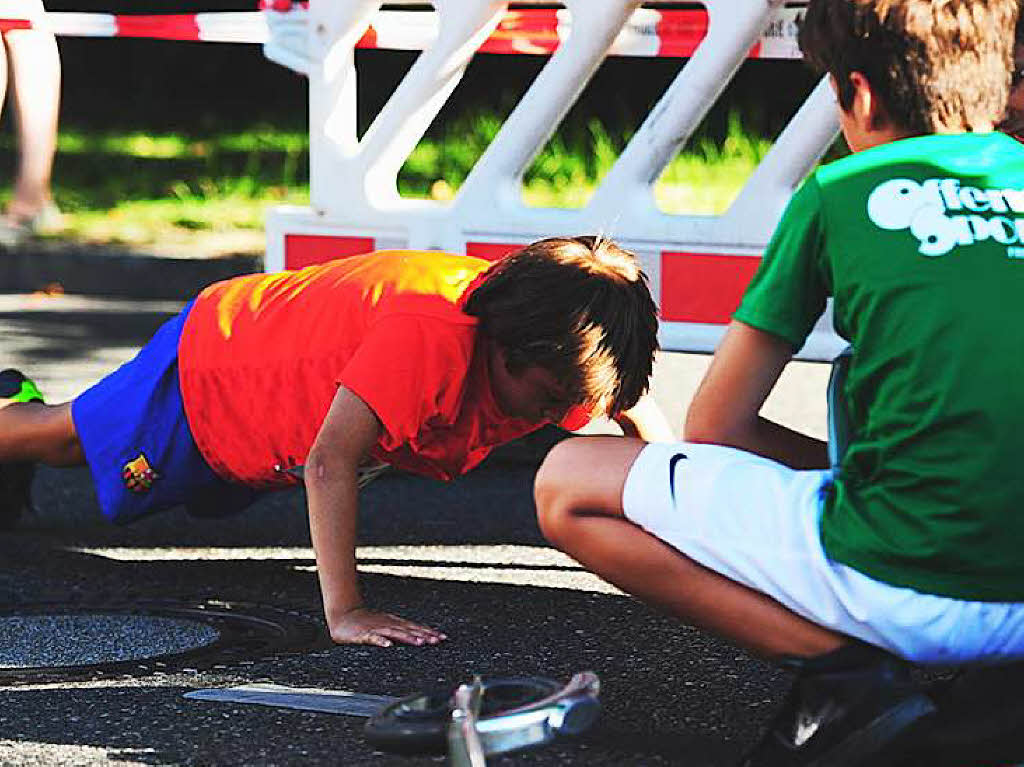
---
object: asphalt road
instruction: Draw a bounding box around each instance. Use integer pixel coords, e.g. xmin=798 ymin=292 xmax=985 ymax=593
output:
xmin=0 ymin=293 xmax=835 ymax=766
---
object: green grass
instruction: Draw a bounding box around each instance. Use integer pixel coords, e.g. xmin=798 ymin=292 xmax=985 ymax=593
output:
xmin=402 ymin=110 xmax=778 ymax=214
xmin=0 ymin=124 xmax=310 ymax=253
xmin=0 ymin=113 xmax=820 ymax=252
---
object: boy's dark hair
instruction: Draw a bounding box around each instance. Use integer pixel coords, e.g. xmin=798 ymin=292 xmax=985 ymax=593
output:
xmin=462 ymin=235 xmax=659 ymax=416
xmin=1016 ymin=0 xmax=1024 ymax=75
xmin=799 ymin=0 xmax=1016 ymax=134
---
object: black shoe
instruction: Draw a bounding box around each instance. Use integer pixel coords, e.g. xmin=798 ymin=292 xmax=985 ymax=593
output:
xmin=0 ymin=461 xmax=36 ymax=531
xmin=0 ymin=369 xmax=44 ymax=530
xmin=894 ymin=660 xmax=1024 ymax=766
xmin=740 ymin=642 xmax=935 ymax=767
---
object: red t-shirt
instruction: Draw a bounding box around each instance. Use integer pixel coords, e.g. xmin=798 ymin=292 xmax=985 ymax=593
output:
xmin=178 ymin=250 xmax=589 ymax=487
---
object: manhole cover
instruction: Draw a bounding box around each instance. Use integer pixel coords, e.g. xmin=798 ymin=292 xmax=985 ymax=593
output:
xmin=1 ymin=614 xmax=220 ymax=668
xmin=0 ymin=600 xmax=329 ymax=684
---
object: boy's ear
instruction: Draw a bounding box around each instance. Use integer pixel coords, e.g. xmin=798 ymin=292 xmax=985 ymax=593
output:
xmin=848 ymin=70 xmax=890 ymax=132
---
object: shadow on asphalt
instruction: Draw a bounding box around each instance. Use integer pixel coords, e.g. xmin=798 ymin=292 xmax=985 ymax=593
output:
xmin=0 ymin=309 xmax=177 ymax=361
xmin=0 ymin=683 xmax=738 ymax=765
xmin=0 ymin=460 xmax=786 ymax=765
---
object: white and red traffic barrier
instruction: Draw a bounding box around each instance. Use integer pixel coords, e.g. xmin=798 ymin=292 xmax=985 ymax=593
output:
xmin=0 ymin=4 xmax=805 ymax=61
xmin=265 ymin=0 xmax=841 ymax=359
xmin=0 ymin=0 xmax=839 ymax=357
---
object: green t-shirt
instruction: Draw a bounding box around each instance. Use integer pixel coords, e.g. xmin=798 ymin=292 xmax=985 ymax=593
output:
xmin=734 ymin=132 xmax=1024 ymax=601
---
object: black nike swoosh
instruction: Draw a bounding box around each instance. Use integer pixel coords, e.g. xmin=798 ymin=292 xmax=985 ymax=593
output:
xmin=668 ymin=452 xmax=688 ymax=501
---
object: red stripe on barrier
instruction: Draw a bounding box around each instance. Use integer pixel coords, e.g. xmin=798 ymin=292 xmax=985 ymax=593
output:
xmin=42 ymin=7 xmax=801 ymax=59
xmin=0 ymin=19 xmax=32 ymax=33
xmin=466 ymin=242 xmax=522 ymax=261
xmin=660 ymin=251 xmax=761 ymax=324
xmin=655 ymin=9 xmax=707 ymax=58
xmin=355 ymin=25 xmax=377 ymax=50
xmin=284 ymin=234 xmax=375 ymax=270
xmin=258 ymin=1 xmax=307 ymax=10
xmin=479 ymin=9 xmax=560 ymax=55
xmin=115 ymin=14 xmax=200 ymax=41
xmin=653 ymin=10 xmax=761 ymax=59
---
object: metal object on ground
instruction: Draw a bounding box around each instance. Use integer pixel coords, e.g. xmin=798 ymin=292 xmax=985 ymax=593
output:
xmin=189 ymin=673 xmax=600 ymax=763
xmin=186 ymin=683 xmax=398 ymax=717
xmin=472 ymin=671 xmax=601 ymax=755
xmin=365 ymin=672 xmax=601 ymax=758
xmin=0 ymin=600 xmax=328 ymax=684
xmin=448 ymin=677 xmax=487 ymax=767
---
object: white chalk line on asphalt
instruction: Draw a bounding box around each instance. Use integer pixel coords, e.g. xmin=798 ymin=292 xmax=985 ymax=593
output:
xmin=71 ymin=544 xmax=571 ymax=564
xmin=69 ymin=544 xmax=624 ymax=595
xmin=0 ymin=742 xmax=158 ymax=765
xmin=293 ymin=563 xmax=622 ymax=595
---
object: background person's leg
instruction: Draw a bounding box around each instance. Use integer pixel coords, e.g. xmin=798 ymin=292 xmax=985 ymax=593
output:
xmin=0 ymin=35 xmax=7 ymax=122
xmin=3 ymin=0 xmax=60 ymax=227
xmin=534 ymin=436 xmax=845 ymax=659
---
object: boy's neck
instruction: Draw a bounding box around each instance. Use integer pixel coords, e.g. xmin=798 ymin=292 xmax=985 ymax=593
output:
xmin=852 ymin=126 xmax=915 ymax=152
xmin=836 ymin=71 xmax=995 ymax=154
xmin=854 ymin=124 xmax=995 ymax=154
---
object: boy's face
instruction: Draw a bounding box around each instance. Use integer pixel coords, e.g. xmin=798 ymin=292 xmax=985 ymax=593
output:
xmin=488 ymin=345 xmax=575 ymax=423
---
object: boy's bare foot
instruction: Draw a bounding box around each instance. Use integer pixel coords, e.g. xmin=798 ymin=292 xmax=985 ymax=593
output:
xmin=328 ymin=606 xmax=447 ymax=648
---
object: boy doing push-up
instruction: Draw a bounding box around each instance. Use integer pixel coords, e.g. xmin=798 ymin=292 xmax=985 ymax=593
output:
xmin=535 ymin=1 xmax=1024 ymax=764
xmin=0 ymin=236 xmax=665 ymax=648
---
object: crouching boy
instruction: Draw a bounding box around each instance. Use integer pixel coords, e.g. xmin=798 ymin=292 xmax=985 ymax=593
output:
xmin=0 ymin=236 xmax=664 ymax=648
xmin=535 ymin=2 xmax=1024 ymax=764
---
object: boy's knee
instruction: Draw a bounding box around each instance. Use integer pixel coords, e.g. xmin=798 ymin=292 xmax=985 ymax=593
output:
xmin=536 ymin=435 xmax=644 ymax=545
xmin=534 ymin=439 xmax=581 ymax=543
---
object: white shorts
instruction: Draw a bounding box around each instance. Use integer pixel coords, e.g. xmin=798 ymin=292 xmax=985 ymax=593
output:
xmin=622 ymin=441 xmax=1024 ymax=664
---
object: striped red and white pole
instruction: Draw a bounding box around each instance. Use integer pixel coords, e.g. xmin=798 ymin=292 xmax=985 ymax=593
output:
xmin=0 ymin=4 xmax=805 ymax=60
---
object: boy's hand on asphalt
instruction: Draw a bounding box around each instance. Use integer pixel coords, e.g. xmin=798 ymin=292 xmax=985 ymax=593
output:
xmin=329 ymin=606 xmax=447 ymax=647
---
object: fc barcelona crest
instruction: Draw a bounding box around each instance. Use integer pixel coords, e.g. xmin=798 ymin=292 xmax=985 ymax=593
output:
xmin=123 ymin=453 xmax=159 ymax=493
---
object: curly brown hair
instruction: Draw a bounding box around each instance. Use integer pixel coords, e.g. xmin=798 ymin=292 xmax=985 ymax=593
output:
xmin=799 ymin=0 xmax=1017 ymax=134
xmin=462 ymin=236 xmax=659 ymax=416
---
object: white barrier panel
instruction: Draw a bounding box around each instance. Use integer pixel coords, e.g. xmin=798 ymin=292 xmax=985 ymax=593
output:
xmin=0 ymin=6 xmax=804 ymax=62
xmin=0 ymin=0 xmax=840 ymax=358
xmin=266 ymin=0 xmax=843 ymax=360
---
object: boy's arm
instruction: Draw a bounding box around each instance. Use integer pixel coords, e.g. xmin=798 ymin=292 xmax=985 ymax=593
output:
xmin=612 ymin=394 xmax=675 ymax=442
xmin=684 ymin=320 xmax=828 ymax=469
xmin=305 ymin=385 xmax=446 ymax=647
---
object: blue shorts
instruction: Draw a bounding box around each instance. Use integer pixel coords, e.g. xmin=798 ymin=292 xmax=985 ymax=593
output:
xmin=72 ymin=302 xmax=258 ymax=524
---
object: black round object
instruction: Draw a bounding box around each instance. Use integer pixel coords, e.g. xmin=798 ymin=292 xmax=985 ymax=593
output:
xmin=0 ymin=600 xmax=329 ymax=684
xmin=556 ymin=695 xmax=602 ymax=735
xmin=364 ymin=676 xmax=562 ymax=755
